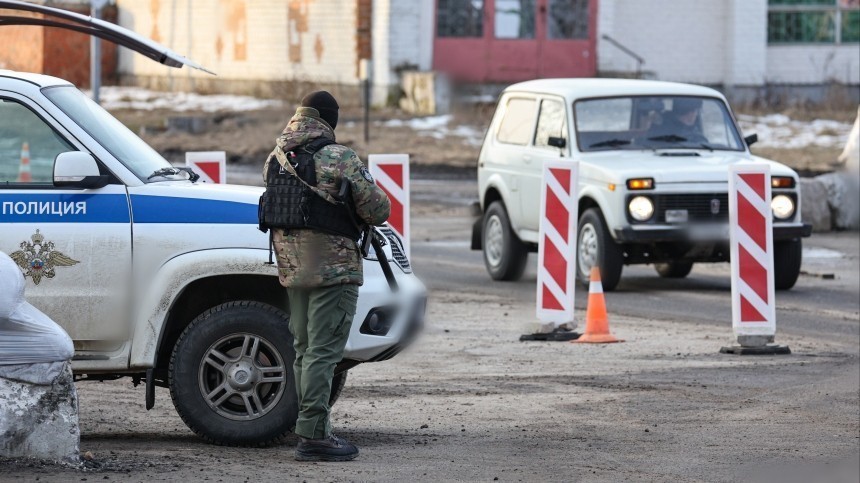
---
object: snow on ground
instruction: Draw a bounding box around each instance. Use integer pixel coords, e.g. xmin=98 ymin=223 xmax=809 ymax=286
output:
xmin=378 ymin=115 xmax=485 ymax=146
xmin=737 ymin=114 xmax=853 ymax=149
xmin=89 ymin=86 xmax=282 ymax=112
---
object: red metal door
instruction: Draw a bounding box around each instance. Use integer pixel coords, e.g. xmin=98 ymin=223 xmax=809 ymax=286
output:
xmin=433 ymin=0 xmax=596 ymax=83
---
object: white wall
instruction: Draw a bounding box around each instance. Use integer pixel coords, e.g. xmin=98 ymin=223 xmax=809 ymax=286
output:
xmin=370 ymin=0 xmax=433 ymax=104
xmin=767 ymin=45 xmax=860 ymax=85
xmin=117 ymin=0 xmax=359 ymax=86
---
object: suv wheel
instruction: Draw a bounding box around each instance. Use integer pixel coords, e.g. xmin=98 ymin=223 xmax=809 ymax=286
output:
xmin=482 ymin=201 xmax=528 ymax=281
xmin=576 ymin=208 xmax=623 ymax=291
xmin=169 ymin=301 xmax=298 ymax=447
xmin=774 ymin=239 xmax=802 ymax=290
xmin=654 ymin=261 xmax=694 ymax=278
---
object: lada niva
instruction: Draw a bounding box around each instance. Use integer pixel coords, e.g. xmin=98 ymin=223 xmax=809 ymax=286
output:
xmin=473 ymin=79 xmax=811 ymax=291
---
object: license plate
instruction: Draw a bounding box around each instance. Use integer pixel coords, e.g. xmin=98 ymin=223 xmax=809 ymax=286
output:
xmin=690 ymin=224 xmax=728 ymax=240
xmin=665 ymin=209 xmax=688 ymax=223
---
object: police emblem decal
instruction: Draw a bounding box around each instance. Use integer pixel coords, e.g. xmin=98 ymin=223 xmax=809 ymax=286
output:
xmin=9 ymin=230 xmax=80 ymax=285
xmin=360 ymin=166 xmax=374 ymax=183
xmin=710 ymin=198 xmax=721 ymax=215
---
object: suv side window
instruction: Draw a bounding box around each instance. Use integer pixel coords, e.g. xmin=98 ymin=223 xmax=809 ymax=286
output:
xmin=497 ymin=97 xmax=536 ymax=146
xmin=534 ymin=98 xmax=567 ymax=149
xmin=0 ymin=97 xmax=75 ymax=185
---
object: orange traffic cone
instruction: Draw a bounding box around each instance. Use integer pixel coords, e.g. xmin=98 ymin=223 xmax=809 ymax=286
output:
xmin=17 ymin=142 xmax=31 ymax=183
xmin=573 ymin=267 xmax=623 ymax=344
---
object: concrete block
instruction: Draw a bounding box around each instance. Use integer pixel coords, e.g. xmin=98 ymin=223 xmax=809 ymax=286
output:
xmin=816 ymin=172 xmax=860 ymax=230
xmin=399 ymin=71 xmax=450 ymax=115
xmin=800 ymin=178 xmax=831 ymax=232
xmin=0 ymin=362 xmax=80 ymax=462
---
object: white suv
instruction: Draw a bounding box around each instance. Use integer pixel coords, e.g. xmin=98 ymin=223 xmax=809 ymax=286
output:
xmin=473 ymin=79 xmax=811 ymax=291
xmin=0 ymin=2 xmax=425 ymax=446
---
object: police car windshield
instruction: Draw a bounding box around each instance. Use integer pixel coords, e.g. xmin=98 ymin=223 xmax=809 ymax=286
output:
xmin=42 ymin=86 xmax=183 ymax=182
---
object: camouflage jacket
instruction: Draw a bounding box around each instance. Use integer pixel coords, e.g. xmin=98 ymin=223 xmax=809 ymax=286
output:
xmin=263 ymin=107 xmax=390 ymax=288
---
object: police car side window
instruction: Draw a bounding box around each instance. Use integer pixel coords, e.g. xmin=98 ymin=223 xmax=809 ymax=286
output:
xmin=0 ymin=98 xmax=75 ymax=185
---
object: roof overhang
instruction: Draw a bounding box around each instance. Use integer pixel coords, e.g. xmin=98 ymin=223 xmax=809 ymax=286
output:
xmin=0 ymin=0 xmax=214 ymax=75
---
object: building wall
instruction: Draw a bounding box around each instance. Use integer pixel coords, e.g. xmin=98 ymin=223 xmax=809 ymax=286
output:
xmin=0 ymin=5 xmax=117 ymax=87
xmin=767 ymin=45 xmax=860 ymax=85
xmin=597 ymin=0 xmax=858 ymax=89
xmin=116 ymin=0 xmax=360 ymax=92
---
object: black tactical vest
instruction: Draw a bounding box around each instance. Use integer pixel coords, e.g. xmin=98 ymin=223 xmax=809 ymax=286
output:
xmin=258 ymin=138 xmax=361 ymax=241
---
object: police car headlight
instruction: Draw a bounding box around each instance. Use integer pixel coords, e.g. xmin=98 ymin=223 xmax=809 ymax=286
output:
xmin=772 ymin=194 xmax=795 ymax=220
xmin=628 ymin=196 xmax=654 ymax=221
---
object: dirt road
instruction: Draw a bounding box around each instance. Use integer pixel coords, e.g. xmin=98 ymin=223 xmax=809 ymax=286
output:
xmin=2 ymin=176 xmax=858 ymax=482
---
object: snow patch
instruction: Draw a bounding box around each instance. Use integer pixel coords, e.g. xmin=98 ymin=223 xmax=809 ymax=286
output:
xmin=89 ymin=87 xmax=282 ymax=112
xmin=378 ymin=115 xmax=483 ymax=146
xmin=737 ymin=114 xmax=853 ymax=149
xmin=802 ymin=247 xmax=844 ymax=259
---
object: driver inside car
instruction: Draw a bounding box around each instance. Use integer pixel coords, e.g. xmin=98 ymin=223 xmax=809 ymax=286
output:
xmin=648 ymin=98 xmax=707 ymax=143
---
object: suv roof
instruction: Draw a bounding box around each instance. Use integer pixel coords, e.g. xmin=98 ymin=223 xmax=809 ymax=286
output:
xmin=0 ymin=69 xmax=72 ymax=87
xmin=504 ymin=78 xmax=724 ymax=101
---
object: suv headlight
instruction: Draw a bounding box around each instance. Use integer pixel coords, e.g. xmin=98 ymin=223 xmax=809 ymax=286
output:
xmin=628 ymin=196 xmax=654 ymax=221
xmin=772 ymin=194 xmax=795 ymax=220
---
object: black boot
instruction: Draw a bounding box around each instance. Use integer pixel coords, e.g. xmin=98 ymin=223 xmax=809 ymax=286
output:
xmin=295 ymin=434 xmax=359 ymax=462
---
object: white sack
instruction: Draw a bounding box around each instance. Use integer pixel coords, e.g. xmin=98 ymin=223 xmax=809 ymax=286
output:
xmin=837 ymin=106 xmax=859 ymax=171
xmin=0 ymin=251 xmax=74 ymax=365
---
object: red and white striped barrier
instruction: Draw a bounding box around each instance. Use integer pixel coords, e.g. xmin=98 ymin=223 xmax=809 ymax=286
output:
xmin=728 ymin=164 xmax=776 ymax=337
xmin=536 ymin=160 xmax=579 ymax=327
xmin=368 ymin=154 xmax=410 ymax=258
xmin=186 ymin=151 xmax=226 ymax=184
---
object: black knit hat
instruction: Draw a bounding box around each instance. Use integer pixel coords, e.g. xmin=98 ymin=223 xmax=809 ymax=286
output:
xmin=301 ymin=90 xmax=339 ymax=129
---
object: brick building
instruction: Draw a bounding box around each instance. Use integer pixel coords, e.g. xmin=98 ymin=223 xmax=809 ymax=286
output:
xmin=0 ymin=1 xmax=118 ymax=88
xmin=2 ymin=1 xmax=857 ymax=104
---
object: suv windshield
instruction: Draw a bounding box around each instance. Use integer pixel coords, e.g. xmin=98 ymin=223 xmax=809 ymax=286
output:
xmin=574 ymin=96 xmax=744 ymax=152
xmin=42 ymin=86 xmax=183 ymax=182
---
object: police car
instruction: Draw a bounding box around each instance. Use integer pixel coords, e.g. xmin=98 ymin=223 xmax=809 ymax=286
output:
xmin=0 ymin=1 xmax=425 ymax=446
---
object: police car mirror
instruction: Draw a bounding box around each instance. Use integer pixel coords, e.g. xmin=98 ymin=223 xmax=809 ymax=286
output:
xmin=53 ymin=151 xmax=110 ymax=189
xmin=548 ymin=136 xmax=566 ymax=149
xmin=744 ymin=133 xmax=758 ymax=147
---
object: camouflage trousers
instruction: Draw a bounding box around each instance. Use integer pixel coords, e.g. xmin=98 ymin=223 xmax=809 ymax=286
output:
xmin=286 ymin=283 xmax=359 ymax=439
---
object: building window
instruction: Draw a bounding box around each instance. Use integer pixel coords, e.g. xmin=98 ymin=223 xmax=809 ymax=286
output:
xmin=495 ymin=0 xmax=536 ymax=39
xmin=547 ymin=0 xmax=589 ymax=39
xmin=767 ymin=0 xmax=860 ymax=44
xmin=437 ymin=0 xmax=484 ymax=38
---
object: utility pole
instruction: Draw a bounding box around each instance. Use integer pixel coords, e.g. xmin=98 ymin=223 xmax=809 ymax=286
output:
xmin=90 ymin=0 xmax=109 ymax=104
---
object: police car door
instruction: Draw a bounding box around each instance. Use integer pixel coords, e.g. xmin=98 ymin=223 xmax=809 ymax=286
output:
xmin=0 ymin=92 xmax=132 ymax=359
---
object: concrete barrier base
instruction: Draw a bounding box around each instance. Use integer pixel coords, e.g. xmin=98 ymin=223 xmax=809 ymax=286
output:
xmin=0 ymin=362 xmax=80 ymax=462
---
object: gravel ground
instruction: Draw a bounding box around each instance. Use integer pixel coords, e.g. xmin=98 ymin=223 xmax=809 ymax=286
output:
xmin=1 ymin=284 xmax=857 ymax=482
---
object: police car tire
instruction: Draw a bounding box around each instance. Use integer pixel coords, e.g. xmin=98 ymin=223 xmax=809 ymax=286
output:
xmin=654 ymin=261 xmax=694 ymax=278
xmin=482 ymin=201 xmax=529 ymax=281
xmin=329 ymin=370 xmax=348 ymax=407
xmin=773 ymin=238 xmax=802 ymax=291
xmin=168 ymin=301 xmax=299 ymax=447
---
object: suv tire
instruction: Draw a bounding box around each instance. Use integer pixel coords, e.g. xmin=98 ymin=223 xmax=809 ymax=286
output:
xmin=654 ymin=261 xmax=694 ymax=278
xmin=577 ymin=208 xmax=623 ymax=291
xmin=169 ymin=301 xmax=298 ymax=447
xmin=482 ymin=201 xmax=528 ymax=281
xmin=774 ymin=239 xmax=802 ymax=290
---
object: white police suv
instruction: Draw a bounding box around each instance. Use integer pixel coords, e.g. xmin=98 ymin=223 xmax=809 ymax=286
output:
xmin=0 ymin=1 xmax=425 ymax=446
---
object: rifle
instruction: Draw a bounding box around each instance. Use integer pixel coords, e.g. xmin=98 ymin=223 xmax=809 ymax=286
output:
xmin=336 ymin=181 xmax=399 ymax=293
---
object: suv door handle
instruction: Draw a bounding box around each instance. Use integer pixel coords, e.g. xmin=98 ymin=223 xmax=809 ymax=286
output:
xmin=523 ymin=155 xmax=533 ymax=164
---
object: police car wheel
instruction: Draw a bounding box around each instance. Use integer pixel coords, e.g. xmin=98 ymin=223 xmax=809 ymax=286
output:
xmin=169 ymin=301 xmax=298 ymax=447
xmin=482 ymin=201 xmax=528 ymax=281
xmin=329 ymin=370 xmax=348 ymax=407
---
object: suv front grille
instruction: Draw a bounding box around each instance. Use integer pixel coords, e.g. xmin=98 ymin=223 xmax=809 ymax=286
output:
xmin=379 ymin=227 xmax=412 ymax=272
xmin=656 ymin=193 xmax=728 ymax=222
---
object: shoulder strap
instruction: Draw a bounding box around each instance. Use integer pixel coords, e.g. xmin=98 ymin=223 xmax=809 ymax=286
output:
xmin=270 ymin=145 xmax=341 ymax=205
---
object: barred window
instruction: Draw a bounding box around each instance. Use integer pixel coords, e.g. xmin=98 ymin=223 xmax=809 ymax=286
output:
xmin=548 ymin=0 xmax=589 ymax=39
xmin=768 ymin=0 xmax=860 ymax=43
xmin=495 ymin=0 xmax=537 ymax=39
xmin=437 ymin=0 xmax=484 ymax=38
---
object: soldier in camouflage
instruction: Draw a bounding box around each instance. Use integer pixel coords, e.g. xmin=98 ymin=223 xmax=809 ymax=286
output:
xmin=263 ymin=91 xmax=389 ymax=462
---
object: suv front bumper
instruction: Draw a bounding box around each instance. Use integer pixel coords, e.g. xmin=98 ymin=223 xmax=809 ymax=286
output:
xmin=614 ymin=223 xmax=812 ymax=243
